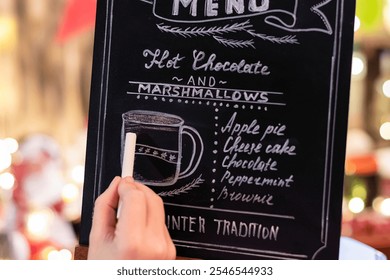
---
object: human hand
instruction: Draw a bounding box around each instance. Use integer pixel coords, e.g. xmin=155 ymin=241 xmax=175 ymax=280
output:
xmin=88 ymin=176 xmax=176 ymax=259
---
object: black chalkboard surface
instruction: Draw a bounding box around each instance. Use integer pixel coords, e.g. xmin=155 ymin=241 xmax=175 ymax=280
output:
xmin=80 ymin=0 xmax=356 ymax=259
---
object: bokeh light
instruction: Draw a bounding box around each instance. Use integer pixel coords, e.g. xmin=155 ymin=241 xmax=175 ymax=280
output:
xmin=382 ymin=80 xmax=390 ymax=98
xmin=26 ymin=209 xmax=53 ymax=240
xmin=0 ymin=172 xmax=15 ymax=190
xmin=61 ymin=183 xmax=79 ymax=203
xmin=348 ymin=197 xmax=365 ymax=214
xmin=379 ymin=122 xmax=390 ymax=140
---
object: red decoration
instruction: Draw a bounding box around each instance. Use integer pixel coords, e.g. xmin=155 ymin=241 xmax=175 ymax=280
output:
xmin=56 ymin=0 xmax=97 ymax=43
xmin=345 ymin=154 xmax=377 ymax=176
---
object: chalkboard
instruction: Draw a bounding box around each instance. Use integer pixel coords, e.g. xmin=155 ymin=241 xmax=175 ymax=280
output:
xmin=80 ymin=0 xmax=356 ymax=259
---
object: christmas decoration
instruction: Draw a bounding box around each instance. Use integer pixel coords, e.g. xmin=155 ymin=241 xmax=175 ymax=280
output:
xmin=12 ymin=134 xmax=77 ymax=259
xmin=56 ymin=0 xmax=96 ymax=43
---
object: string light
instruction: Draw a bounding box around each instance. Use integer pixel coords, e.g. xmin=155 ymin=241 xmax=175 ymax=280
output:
xmin=0 ymin=138 xmax=18 ymax=172
xmin=39 ymin=246 xmax=57 ymax=260
xmin=0 ymin=172 xmax=15 ymax=190
xmin=351 ymin=54 xmax=366 ymax=77
xmin=0 ymin=16 xmax=17 ymax=50
xmin=3 ymin=137 xmax=18 ymax=154
xmin=61 ymin=183 xmax=79 ymax=203
xmin=47 ymin=249 xmax=72 ymax=260
xmin=354 ymin=16 xmax=361 ymax=32
xmin=26 ymin=209 xmax=53 ymax=240
xmin=351 ymin=184 xmax=367 ymax=200
xmin=382 ymin=80 xmax=390 ymax=98
xmin=380 ymin=198 xmax=390 ymax=216
xmin=0 ymin=151 xmax=12 ymax=172
xmin=348 ymin=197 xmax=365 ymax=214
xmin=372 ymin=195 xmax=390 ymax=217
xmin=373 ymin=196 xmax=384 ymax=213
xmin=384 ymin=0 xmax=390 ymax=34
xmin=379 ymin=122 xmax=390 ymax=140
xmin=70 ymin=165 xmax=84 ymax=184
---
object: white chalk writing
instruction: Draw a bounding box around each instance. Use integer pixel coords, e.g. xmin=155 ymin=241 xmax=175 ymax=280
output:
xmin=214 ymin=218 xmax=279 ymax=241
xmin=172 ymin=0 xmax=270 ymax=18
xmin=220 ymin=171 xmax=294 ymax=187
xmin=192 ymin=50 xmax=270 ymax=75
xmin=166 ymin=215 xmax=206 ymax=233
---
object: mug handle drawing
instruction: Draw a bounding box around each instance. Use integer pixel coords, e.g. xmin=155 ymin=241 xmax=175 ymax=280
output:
xmin=178 ymin=125 xmax=204 ymax=180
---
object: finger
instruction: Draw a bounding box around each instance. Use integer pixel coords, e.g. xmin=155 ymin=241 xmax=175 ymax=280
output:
xmin=90 ymin=176 xmax=121 ymax=240
xmin=163 ymin=226 xmax=177 ymax=259
xmin=145 ymin=189 xmax=176 ymax=259
xmin=116 ymin=177 xmax=148 ymax=241
xmin=132 ymin=181 xmax=166 ymax=229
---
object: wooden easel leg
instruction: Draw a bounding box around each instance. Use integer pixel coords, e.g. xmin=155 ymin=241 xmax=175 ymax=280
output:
xmin=73 ymin=245 xmax=89 ymax=260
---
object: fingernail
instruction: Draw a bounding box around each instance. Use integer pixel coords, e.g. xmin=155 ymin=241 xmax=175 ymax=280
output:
xmin=124 ymin=176 xmax=134 ymax=184
xmin=110 ymin=176 xmax=121 ymax=184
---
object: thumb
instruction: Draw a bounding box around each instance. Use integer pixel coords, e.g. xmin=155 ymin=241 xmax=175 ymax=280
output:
xmin=89 ymin=176 xmax=121 ymax=242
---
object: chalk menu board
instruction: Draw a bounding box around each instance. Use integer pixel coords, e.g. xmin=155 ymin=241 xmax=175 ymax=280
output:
xmin=80 ymin=0 xmax=356 ymax=259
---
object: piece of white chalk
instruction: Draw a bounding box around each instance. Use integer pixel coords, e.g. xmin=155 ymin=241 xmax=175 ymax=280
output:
xmin=118 ymin=132 xmax=137 ymax=218
xmin=121 ymin=132 xmax=137 ymax=177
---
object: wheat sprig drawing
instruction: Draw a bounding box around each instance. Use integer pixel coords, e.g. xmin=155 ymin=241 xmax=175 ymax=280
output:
xmin=157 ymin=175 xmax=204 ymax=197
xmin=213 ymin=36 xmax=255 ymax=49
xmin=157 ymin=19 xmax=299 ymax=48
xmin=246 ymin=29 xmax=298 ymax=44
xmin=157 ymin=20 xmax=252 ymax=38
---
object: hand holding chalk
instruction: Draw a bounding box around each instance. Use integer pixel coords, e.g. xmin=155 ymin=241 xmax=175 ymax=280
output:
xmin=88 ymin=176 xmax=176 ymax=259
xmin=88 ymin=132 xmax=176 ymax=259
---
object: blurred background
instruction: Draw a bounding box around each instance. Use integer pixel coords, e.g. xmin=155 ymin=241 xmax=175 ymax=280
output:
xmin=0 ymin=0 xmax=389 ymax=260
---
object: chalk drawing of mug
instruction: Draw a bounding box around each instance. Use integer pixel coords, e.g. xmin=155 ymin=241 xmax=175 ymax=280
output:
xmin=121 ymin=110 xmax=204 ymax=186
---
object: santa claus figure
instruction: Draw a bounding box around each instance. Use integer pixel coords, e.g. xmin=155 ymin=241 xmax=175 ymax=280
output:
xmin=12 ymin=134 xmax=76 ymax=259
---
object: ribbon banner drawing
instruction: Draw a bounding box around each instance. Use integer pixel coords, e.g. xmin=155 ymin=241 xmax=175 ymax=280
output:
xmin=140 ymin=0 xmax=333 ymax=35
